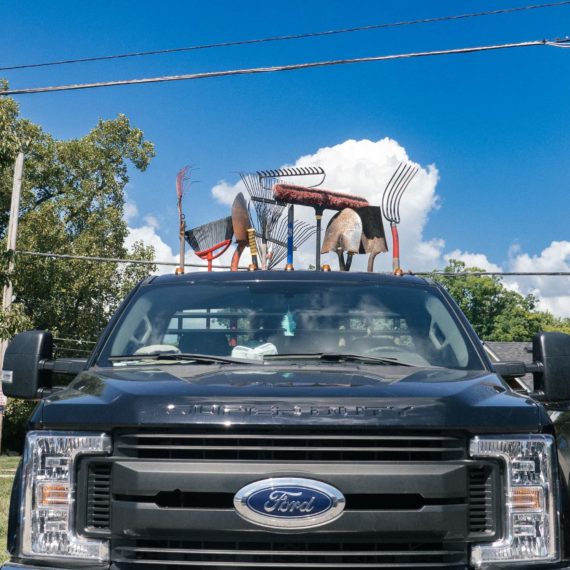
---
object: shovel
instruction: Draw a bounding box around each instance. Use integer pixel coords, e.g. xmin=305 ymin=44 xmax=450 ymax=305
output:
xmin=356 ymin=206 xmax=388 ymax=272
xmin=321 ymin=208 xmax=362 ymax=271
xmin=230 ymin=192 xmax=249 ymax=272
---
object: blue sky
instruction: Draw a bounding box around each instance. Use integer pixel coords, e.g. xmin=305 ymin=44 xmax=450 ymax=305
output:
xmin=2 ymin=1 xmax=570 ymax=312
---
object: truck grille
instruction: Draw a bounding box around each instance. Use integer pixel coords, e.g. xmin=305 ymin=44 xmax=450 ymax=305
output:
xmin=112 ymin=539 xmax=467 ymax=568
xmin=79 ymin=428 xmax=498 ymax=569
xmin=468 ymin=466 xmax=496 ymax=536
xmin=86 ymin=462 xmax=111 ymax=530
xmin=114 ymin=428 xmax=467 ymax=462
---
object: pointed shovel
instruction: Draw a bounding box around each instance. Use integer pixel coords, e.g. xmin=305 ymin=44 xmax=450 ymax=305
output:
xmin=230 ymin=192 xmax=249 ymax=271
xmin=356 ymin=206 xmax=388 ymax=272
xmin=321 ymin=208 xmax=362 ymax=271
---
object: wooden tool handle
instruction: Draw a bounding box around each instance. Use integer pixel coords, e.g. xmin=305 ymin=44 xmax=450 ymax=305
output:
xmin=247 ymin=228 xmax=259 ymax=269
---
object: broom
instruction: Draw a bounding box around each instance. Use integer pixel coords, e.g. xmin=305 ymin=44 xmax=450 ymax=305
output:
xmin=273 ymin=183 xmax=369 ymax=269
xmin=185 ymin=216 xmax=234 ymax=271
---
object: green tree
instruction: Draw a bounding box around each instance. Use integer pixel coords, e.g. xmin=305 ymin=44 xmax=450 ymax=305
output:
xmin=0 ymin=94 xmax=156 ymax=343
xmin=432 ymin=260 xmax=570 ymax=341
xmin=0 ymin=92 xmax=158 ymax=451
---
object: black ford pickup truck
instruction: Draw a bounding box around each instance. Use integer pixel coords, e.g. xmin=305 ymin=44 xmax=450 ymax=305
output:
xmin=3 ymin=270 xmax=570 ymax=569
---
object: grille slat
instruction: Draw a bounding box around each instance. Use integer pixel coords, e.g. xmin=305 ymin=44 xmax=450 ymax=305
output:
xmin=468 ymin=466 xmax=495 ymax=536
xmin=113 ymin=540 xmax=467 ymax=568
xmin=115 ymin=429 xmax=466 ymax=462
xmin=87 ymin=463 xmax=112 ymax=529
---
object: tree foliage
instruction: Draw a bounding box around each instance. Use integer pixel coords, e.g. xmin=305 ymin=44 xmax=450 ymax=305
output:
xmin=0 ymin=94 xmax=157 ymax=344
xmin=0 ymin=93 xmax=158 ymax=451
xmin=432 ymin=260 xmax=570 ymax=341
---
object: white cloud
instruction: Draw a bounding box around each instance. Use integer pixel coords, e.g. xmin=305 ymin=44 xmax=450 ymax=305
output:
xmin=507 ymin=241 xmax=570 ymax=316
xmin=143 ymin=214 xmax=160 ymax=229
xmin=444 ymin=250 xmax=502 ymax=273
xmin=212 ymin=137 xmax=441 ymax=273
xmin=210 ymin=138 xmax=570 ymax=317
xmin=118 ymin=140 xmax=570 ymax=317
xmin=212 ymin=180 xmax=245 ymax=206
xmin=124 ymin=200 xmax=139 ymax=223
xmin=125 ymin=225 xmax=179 ymax=276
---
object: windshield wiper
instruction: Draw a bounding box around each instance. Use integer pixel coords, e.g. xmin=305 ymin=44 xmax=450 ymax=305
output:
xmin=108 ymin=352 xmax=251 ymax=365
xmin=264 ymin=352 xmax=415 ymax=366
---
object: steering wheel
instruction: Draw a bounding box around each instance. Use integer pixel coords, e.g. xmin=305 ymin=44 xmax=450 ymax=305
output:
xmin=128 ymin=315 xmax=153 ymax=349
xmin=429 ymin=321 xmax=451 ymax=352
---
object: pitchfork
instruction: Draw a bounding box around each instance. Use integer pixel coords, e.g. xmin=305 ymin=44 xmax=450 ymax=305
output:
xmin=381 ymin=163 xmax=418 ymax=272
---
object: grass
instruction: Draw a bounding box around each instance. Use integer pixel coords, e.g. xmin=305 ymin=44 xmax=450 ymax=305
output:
xmin=0 ymin=455 xmax=20 ymax=563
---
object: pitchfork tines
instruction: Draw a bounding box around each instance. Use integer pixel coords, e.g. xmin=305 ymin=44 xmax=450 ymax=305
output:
xmin=381 ymin=162 xmax=418 ymax=273
xmin=381 ymin=162 xmax=418 ymax=225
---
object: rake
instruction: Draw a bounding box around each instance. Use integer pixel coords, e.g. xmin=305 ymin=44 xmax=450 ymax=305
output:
xmin=241 ymin=167 xmax=325 ymax=269
xmin=263 ymin=215 xmax=316 ymax=270
xmin=240 ymin=171 xmax=286 ymax=269
xmin=185 ymin=216 xmax=234 ymax=271
xmin=381 ymin=163 xmax=418 ymax=272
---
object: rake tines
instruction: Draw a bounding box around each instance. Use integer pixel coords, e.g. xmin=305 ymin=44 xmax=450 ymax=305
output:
xmin=381 ymin=162 xmax=419 ymax=272
xmin=240 ymin=172 xmax=286 ymax=268
xmin=258 ymin=166 xmax=326 ymax=188
xmin=241 ymin=166 xmax=326 ymax=269
xmin=185 ymin=216 xmax=234 ymax=271
xmin=264 ymin=216 xmax=316 ymax=270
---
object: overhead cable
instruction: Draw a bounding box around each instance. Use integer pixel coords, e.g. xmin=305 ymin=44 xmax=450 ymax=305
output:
xmin=1 ymin=1 xmax=569 ymax=72
xmin=422 ymin=271 xmax=570 ymax=277
xmin=14 ymin=250 xmax=242 ymax=270
xmin=15 ymin=250 xmax=570 ymax=277
xmin=3 ymin=38 xmax=565 ymax=96
xmin=13 ymin=251 xmax=570 ymax=276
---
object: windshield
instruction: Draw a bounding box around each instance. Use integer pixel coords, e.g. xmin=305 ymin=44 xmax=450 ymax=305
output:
xmin=97 ymin=280 xmax=484 ymax=370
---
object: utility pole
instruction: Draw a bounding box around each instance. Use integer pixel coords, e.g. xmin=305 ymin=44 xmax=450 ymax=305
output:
xmin=0 ymin=152 xmax=24 ymax=451
xmin=3 ymin=152 xmax=24 ymax=315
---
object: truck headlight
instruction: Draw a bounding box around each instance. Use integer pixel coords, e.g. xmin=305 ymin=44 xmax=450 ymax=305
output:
xmin=20 ymin=431 xmax=111 ymax=562
xmin=470 ymin=435 xmax=559 ymax=567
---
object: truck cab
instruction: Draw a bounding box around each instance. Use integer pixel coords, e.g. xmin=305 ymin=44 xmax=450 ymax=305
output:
xmin=3 ymin=270 xmax=570 ymax=569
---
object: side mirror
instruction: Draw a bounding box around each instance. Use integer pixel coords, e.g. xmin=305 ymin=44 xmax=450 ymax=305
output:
xmin=3 ymin=330 xmax=54 ymax=399
xmin=2 ymin=330 xmax=87 ymax=399
xmin=533 ymin=331 xmax=570 ymax=401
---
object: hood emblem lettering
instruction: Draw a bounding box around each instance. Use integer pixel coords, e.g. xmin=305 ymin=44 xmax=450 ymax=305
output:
xmin=234 ymin=477 xmax=345 ymax=529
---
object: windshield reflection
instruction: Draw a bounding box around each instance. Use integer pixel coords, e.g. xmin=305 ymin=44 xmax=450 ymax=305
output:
xmin=98 ymin=281 xmax=483 ymax=371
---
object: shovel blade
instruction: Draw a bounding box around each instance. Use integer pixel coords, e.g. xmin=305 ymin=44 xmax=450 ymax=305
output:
xmin=321 ymin=208 xmax=362 ymax=254
xmin=357 ymin=206 xmax=388 ymax=255
xmin=231 ymin=192 xmax=249 ymax=243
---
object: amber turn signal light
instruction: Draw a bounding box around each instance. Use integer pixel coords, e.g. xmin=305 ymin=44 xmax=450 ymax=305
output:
xmin=511 ymin=486 xmax=543 ymax=511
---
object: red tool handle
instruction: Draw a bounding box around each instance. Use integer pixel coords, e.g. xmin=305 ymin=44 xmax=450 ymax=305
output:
xmin=230 ymin=242 xmax=246 ymax=272
xmin=196 ymin=240 xmax=232 ymax=272
xmin=391 ymin=224 xmax=400 ymax=272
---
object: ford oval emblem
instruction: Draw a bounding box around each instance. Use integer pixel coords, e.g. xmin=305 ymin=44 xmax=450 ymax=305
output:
xmin=234 ymin=477 xmax=345 ymax=529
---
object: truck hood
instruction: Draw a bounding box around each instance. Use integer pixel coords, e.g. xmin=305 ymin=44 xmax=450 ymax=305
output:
xmin=39 ymin=364 xmax=545 ymax=432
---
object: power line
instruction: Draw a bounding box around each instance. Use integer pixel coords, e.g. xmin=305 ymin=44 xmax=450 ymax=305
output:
xmin=14 ymin=252 xmax=570 ymax=277
xmin=14 ymin=250 xmax=242 ymax=270
xmin=54 ymin=336 xmax=96 ymax=345
xmin=1 ymin=1 xmax=569 ymax=72
xmin=422 ymin=272 xmax=570 ymax=277
xmin=3 ymin=38 xmax=566 ymax=97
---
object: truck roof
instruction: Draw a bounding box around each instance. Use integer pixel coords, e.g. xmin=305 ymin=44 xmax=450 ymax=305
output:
xmin=146 ymin=270 xmax=433 ymax=287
